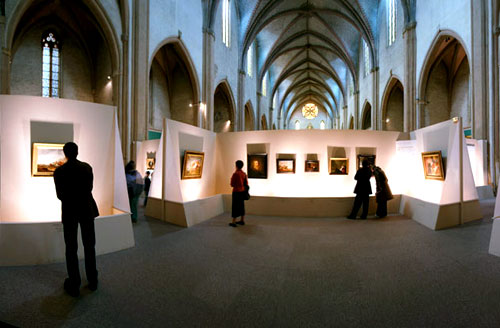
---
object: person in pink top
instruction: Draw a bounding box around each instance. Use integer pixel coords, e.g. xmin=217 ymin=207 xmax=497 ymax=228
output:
xmin=230 ymin=160 xmax=248 ymax=227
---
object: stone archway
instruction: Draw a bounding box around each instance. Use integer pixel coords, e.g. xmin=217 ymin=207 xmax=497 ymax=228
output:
xmin=244 ymin=101 xmax=255 ymax=131
xmin=381 ymin=78 xmax=404 ymax=131
xmin=361 ymin=102 xmax=372 ymax=130
xmin=418 ymin=32 xmax=471 ymax=128
xmin=149 ymin=41 xmax=199 ymax=129
xmin=213 ymin=81 xmax=235 ymax=133
xmin=261 ymin=114 xmax=268 ymax=130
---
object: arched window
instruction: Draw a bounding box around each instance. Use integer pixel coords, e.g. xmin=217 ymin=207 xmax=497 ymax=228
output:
xmin=222 ymin=0 xmax=231 ymax=47
xmin=363 ymin=40 xmax=370 ymax=77
xmin=41 ymin=32 xmax=60 ymax=98
xmin=295 ymin=120 xmax=300 ymax=130
xmin=320 ymin=120 xmax=326 ymax=130
xmin=262 ymin=72 xmax=267 ymax=96
xmin=388 ymin=0 xmax=397 ymax=46
xmin=247 ymin=43 xmax=253 ymax=77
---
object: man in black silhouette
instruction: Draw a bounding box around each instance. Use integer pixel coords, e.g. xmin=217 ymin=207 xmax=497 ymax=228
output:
xmin=347 ymin=159 xmax=373 ymax=220
xmin=54 ymin=142 xmax=99 ymax=297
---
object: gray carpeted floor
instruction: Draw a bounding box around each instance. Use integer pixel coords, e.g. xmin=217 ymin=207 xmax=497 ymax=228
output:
xmin=1 ymin=199 xmax=500 ymax=327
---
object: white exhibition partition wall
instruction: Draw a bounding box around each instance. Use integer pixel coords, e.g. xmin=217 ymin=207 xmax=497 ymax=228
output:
xmin=397 ymin=119 xmax=481 ymax=230
xmin=215 ymin=129 xmax=403 ymax=197
xmin=0 ymin=95 xmax=134 ymax=266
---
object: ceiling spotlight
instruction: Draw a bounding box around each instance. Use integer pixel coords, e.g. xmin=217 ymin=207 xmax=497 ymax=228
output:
xmin=385 ymin=118 xmax=390 ymax=123
xmin=107 ymin=75 xmax=111 ymax=80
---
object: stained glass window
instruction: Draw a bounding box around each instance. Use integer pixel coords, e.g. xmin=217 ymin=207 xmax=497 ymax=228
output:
xmin=388 ymin=0 xmax=397 ymax=46
xmin=247 ymin=43 xmax=253 ymax=77
xmin=302 ymin=103 xmax=318 ymax=119
xmin=364 ymin=40 xmax=370 ymax=77
xmin=320 ymin=120 xmax=326 ymax=130
xmin=262 ymin=72 xmax=267 ymax=96
xmin=222 ymin=0 xmax=231 ymax=47
xmin=41 ymin=32 xmax=60 ymax=98
xmin=295 ymin=120 xmax=300 ymax=130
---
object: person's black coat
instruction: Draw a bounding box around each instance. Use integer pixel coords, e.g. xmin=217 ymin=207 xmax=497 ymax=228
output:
xmin=54 ymin=159 xmax=99 ymax=222
xmin=353 ymin=166 xmax=372 ymax=195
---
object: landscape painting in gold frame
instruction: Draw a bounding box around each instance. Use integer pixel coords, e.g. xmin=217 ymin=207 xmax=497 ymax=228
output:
xmin=32 ymin=143 xmax=66 ymax=177
xmin=329 ymin=158 xmax=348 ymax=175
xmin=181 ymin=151 xmax=204 ymax=179
xmin=421 ymin=151 xmax=445 ymax=180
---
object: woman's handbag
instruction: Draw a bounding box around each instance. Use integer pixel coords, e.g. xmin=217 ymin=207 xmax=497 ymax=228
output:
xmin=243 ymin=184 xmax=250 ymax=200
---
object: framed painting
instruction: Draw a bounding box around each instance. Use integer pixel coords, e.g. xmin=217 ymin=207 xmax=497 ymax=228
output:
xmin=277 ymin=159 xmax=295 ymax=174
xmin=329 ymin=158 xmax=348 ymax=175
xmin=421 ymin=151 xmax=445 ymax=180
xmin=32 ymin=143 xmax=66 ymax=177
xmin=357 ymin=154 xmax=376 ymax=169
xmin=181 ymin=151 xmax=204 ymax=179
xmin=305 ymin=160 xmax=320 ymax=172
xmin=146 ymin=157 xmax=156 ymax=170
xmin=247 ymin=154 xmax=268 ymax=179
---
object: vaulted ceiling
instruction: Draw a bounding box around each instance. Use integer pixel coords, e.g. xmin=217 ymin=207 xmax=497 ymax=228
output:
xmin=207 ymin=0 xmax=414 ymax=124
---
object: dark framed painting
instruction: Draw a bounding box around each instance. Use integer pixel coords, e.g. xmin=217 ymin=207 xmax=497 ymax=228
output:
xmin=276 ymin=159 xmax=295 ymax=174
xmin=421 ymin=151 xmax=445 ymax=180
xmin=181 ymin=151 xmax=204 ymax=179
xmin=305 ymin=160 xmax=320 ymax=172
xmin=329 ymin=158 xmax=348 ymax=175
xmin=32 ymin=143 xmax=66 ymax=177
xmin=357 ymin=154 xmax=376 ymax=169
xmin=247 ymin=154 xmax=268 ymax=179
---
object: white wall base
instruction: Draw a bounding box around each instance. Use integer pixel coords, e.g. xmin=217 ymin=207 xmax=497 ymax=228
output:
xmin=400 ymin=195 xmax=482 ymax=230
xmin=476 ymin=185 xmax=495 ymax=200
xmin=220 ymin=194 xmax=401 ymax=218
xmin=145 ymin=195 xmax=225 ymax=227
xmin=489 ymin=218 xmax=500 ymax=257
xmin=0 ymin=210 xmax=135 ymax=266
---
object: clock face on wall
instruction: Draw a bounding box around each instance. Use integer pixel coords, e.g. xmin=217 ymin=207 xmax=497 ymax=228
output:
xmin=302 ymin=103 xmax=318 ymax=120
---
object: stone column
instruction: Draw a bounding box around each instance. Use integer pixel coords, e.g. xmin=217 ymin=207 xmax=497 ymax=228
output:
xmin=488 ymin=0 xmax=499 ymax=188
xmin=237 ymin=69 xmax=245 ymax=131
xmin=404 ymin=21 xmax=417 ymax=132
xmin=256 ymin=92 xmax=262 ymax=130
xmin=202 ymin=28 xmax=215 ymax=131
xmin=343 ymin=105 xmax=348 ymax=129
xmin=120 ymin=33 xmax=130 ymax=160
xmin=372 ymin=67 xmax=380 ymax=130
xmin=131 ymin=0 xmax=149 ymax=160
xmin=354 ymin=91 xmax=360 ymax=129
xmin=0 ymin=13 xmax=10 ymax=94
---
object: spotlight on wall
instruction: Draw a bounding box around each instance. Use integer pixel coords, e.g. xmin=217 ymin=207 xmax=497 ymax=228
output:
xmin=452 ymin=117 xmax=459 ymax=123
xmin=385 ymin=118 xmax=390 ymax=123
xmin=107 ymin=75 xmax=111 ymax=80
xmin=226 ymin=120 xmax=231 ymax=126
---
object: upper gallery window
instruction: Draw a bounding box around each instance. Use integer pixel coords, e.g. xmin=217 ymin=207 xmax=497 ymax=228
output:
xmin=320 ymin=120 xmax=326 ymax=130
xmin=363 ymin=40 xmax=370 ymax=77
xmin=295 ymin=120 xmax=300 ymax=130
xmin=222 ymin=0 xmax=231 ymax=47
xmin=42 ymin=32 xmax=60 ymax=98
xmin=388 ymin=0 xmax=397 ymax=46
xmin=262 ymin=72 xmax=267 ymax=96
xmin=247 ymin=43 xmax=253 ymax=77
xmin=273 ymin=93 xmax=277 ymax=109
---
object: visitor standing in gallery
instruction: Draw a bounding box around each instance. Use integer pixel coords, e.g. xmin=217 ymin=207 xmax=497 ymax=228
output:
xmin=347 ymin=159 xmax=372 ymax=220
xmin=373 ymin=166 xmax=393 ymax=218
xmin=53 ymin=142 xmax=99 ymax=297
xmin=143 ymin=171 xmax=151 ymax=206
xmin=229 ymin=160 xmax=249 ymax=227
xmin=125 ymin=161 xmax=144 ymax=223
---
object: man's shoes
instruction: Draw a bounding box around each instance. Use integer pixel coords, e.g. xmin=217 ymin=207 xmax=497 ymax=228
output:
xmin=229 ymin=223 xmax=237 ymax=227
xmin=64 ymin=278 xmax=80 ymax=297
xmin=360 ymin=217 xmax=367 ymax=220
xmin=88 ymin=280 xmax=98 ymax=292
xmin=236 ymin=221 xmax=245 ymax=225
xmin=346 ymin=216 xmax=356 ymax=220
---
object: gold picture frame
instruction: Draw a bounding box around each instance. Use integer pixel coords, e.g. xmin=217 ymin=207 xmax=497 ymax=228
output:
xmin=32 ymin=143 xmax=66 ymax=177
xmin=276 ymin=159 xmax=295 ymax=174
xmin=329 ymin=158 xmax=348 ymax=175
xmin=181 ymin=151 xmax=204 ymax=179
xmin=421 ymin=151 xmax=445 ymax=180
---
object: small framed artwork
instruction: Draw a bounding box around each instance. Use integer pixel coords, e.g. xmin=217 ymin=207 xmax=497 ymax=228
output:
xmin=32 ymin=143 xmax=66 ymax=177
xmin=329 ymin=158 xmax=348 ymax=175
xmin=247 ymin=154 xmax=268 ymax=179
xmin=421 ymin=151 xmax=445 ymax=180
xmin=305 ymin=160 xmax=320 ymax=172
xmin=146 ymin=157 xmax=156 ymax=170
xmin=181 ymin=151 xmax=204 ymax=179
xmin=276 ymin=159 xmax=295 ymax=174
xmin=357 ymin=154 xmax=376 ymax=169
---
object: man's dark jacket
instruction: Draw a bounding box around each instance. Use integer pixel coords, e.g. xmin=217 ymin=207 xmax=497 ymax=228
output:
xmin=353 ymin=166 xmax=372 ymax=195
xmin=53 ymin=159 xmax=99 ymax=222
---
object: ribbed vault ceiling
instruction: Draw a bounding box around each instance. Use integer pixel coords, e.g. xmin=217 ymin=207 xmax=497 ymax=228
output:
xmin=222 ymin=0 xmax=413 ymax=125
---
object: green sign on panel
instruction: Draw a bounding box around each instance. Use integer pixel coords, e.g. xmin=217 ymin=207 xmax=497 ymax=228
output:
xmin=148 ymin=130 xmax=162 ymax=140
